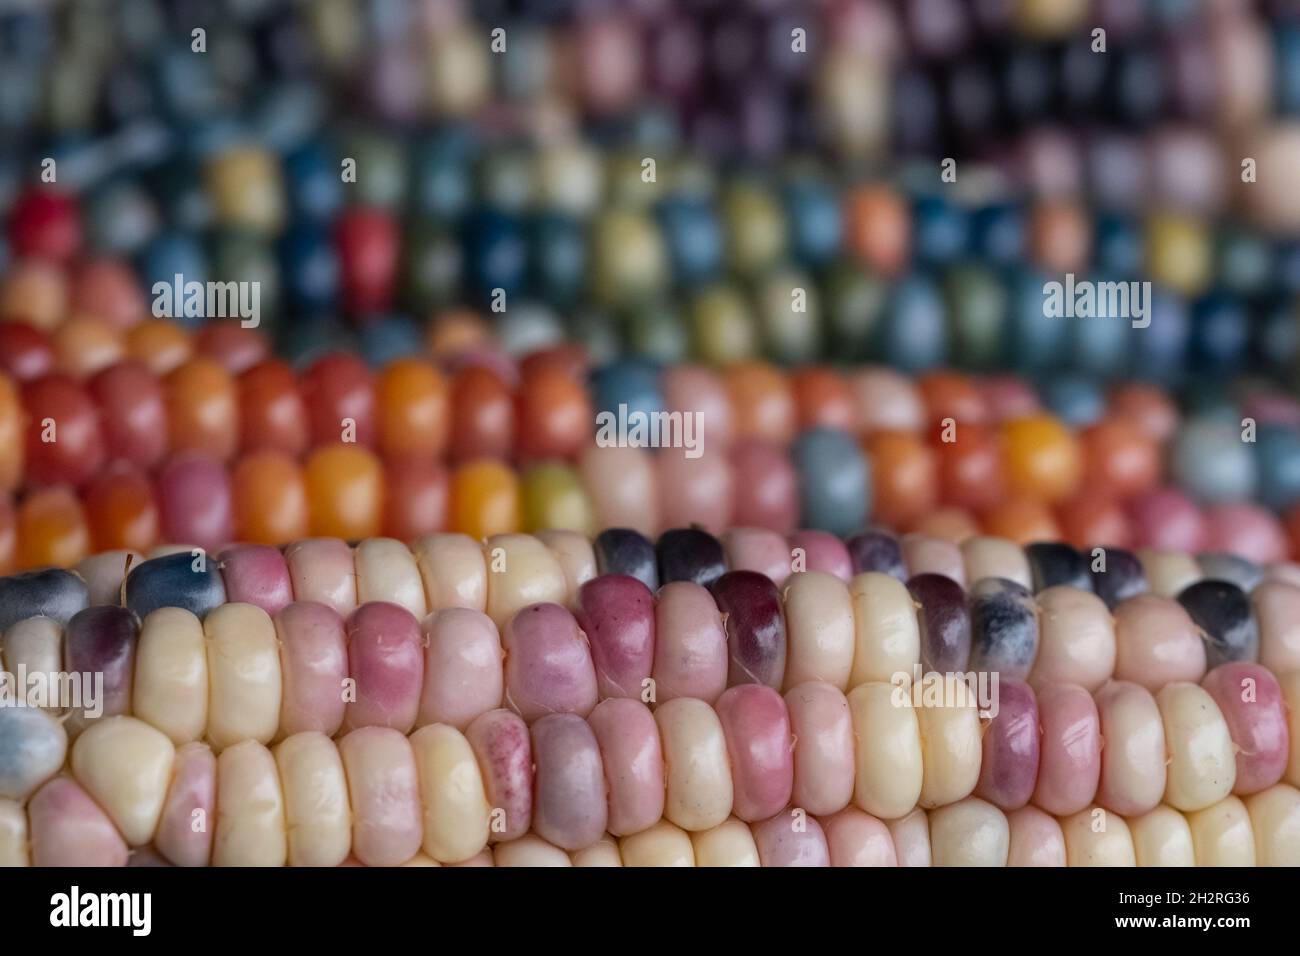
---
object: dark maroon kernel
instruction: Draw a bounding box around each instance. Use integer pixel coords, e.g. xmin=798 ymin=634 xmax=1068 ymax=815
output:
xmin=1025 ymin=542 xmax=1092 ymax=593
xmin=845 ymin=530 xmax=906 ymax=580
xmin=1090 ymin=546 xmax=1147 ymax=609
xmin=907 ymin=573 xmax=971 ymax=672
xmin=711 ymin=570 xmax=786 ymax=690
xmin=573 ymin=574 xmax=655 ymax=700
xmin=64 ymin=605 xmax=139 ymax=721
xmin=657 ymin=527 xmax=727 ymax=588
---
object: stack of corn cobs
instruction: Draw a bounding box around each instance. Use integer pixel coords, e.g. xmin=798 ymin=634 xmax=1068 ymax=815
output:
xmin=5 ymin=0 xmax=1300 ymax=870
xmin=2 ymin=524 xmax=1298 ymax=867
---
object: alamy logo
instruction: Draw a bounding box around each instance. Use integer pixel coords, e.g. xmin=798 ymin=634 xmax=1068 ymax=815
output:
xmin=152 ymin=273 xmax=260 ymax=327
xmin=594 ymin=404 xmax=704 ymax=459
xmin=1042 ymin=273 xmax=1151 ymax=328
xmin=50 ymin=886 xmax=151 ymax=936
xmin=0 ymin=666 xmax=103 ymax=716
xmin=890 ymin=665 xmax=1000 ymax=718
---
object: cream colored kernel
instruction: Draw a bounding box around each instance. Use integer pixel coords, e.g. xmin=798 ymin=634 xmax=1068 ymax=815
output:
xmin=1138 ymin=549 xmax=1202 ymax=599
xmin=1006 ymin=806 xmax=1066 ymax=867
xmin=2 ymin=617 xmax=63 ymax=710
xmin=691 ymin=817 xmax=761 ymax=867
xmin=620 ymin=820 xmax=695 ymax=867
xmin=483 ymin=534 xmax=568 ymax=628
xmin=274 ymin=731 xmax=351 ymax=868
xmin=929 ymin=797 xmax=1009 ymax=866
xmin=655 ymin=697 xmax=733 ymax=832
xmin=847 ymin=573 xmax=920 ymax=686
xmin=1061 ymin=809 xmax=1137 ymax=866
xmin=847 ymin=682 xmax=923 ymax=819
xmin=214 ymin=740 xmax=287 ymax=867
xmin=1156 ymin=682 xmax=1236 ymax=812
xmin=916 ymin=696 xmax=982 ymax=809
xmin=412 ymin=533 xmax=487 ymax=612
xmin=1187 ymin=796 xmax=1256 ymax=866
xmin=571 ymin=835 xmax=622 ymax=866
xmin=494 ymin=833 xmax=572 ymax=866
xmin=1129 ymin=806 xmax=1196 ymax=867
xmin=961 ymin=536 xmax=1032 ymax=590
xmin=205 ymin=602 xmax=282 ymax=751
xmin=888 ymin=808 xmax=932 ymax=867
xmin=134 ymin=607 xmax=208 ymax=745
xmin=536 ymin=529 xmax=597 ymax=604
xmin=410 ymin=723 xmax=492 ymax=863
xmin=70 ymin=715 xmax=175 ymax=846
xmin=447 ymin=848 xmax=494 ymax=867
xmin=782 ymin=571 xmax=855 ymax=690
xmin=1244 ymin=784 xmax=1300 ymax=866
xmin=354 ymin=537 xmax=428 ymax=617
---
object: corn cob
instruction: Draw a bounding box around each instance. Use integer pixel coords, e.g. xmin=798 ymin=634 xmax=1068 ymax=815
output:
xmin=7 ymin=703 xmax=1300 ymax=867
xmin=3 ymin=531 xmax=1299 ymax=748
xmin=0 ymin=530 xmax=1294 ymax=749
xmin=4 ymin=527 xmax=1300 ymax=865
xmin=6 ymin=352 xmax=1299 ymax=571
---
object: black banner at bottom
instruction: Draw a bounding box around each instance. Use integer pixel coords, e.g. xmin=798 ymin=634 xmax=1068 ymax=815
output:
xmin=1 ymin=866 xmax=1281 ymax=943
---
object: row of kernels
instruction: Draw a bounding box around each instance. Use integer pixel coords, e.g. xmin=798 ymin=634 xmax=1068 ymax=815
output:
xmin=995 ymin=668 xmax=1299 ymax=816
xmin=14 ymin=719 xmax=494 ymax=867
xmin=1 ymin=108 xmax=1296 ymax=299
xmin=0 ymin=598 xmax=494 ymax=753
xmin=20 ymin=569 xmax=938 ymax=754
xmin=6 ymin=256 xmax=1291 ymax=487
xmin=0 ymin=444 xmax=776 ymax=570
xmin=87 ymin=531 xmax=579 ymax=628
xmin=0 ymin=687 xmax=979 ymax=858
xmin=6 ymin=355 xmax=455 ymax=483
xmin=0 ymin=352 xmax=1280 ymax=559
xmin=0 ymin=346 xmax=1175 ymax=487
xmin=4 ymin=441 xmax=1294 ymax=574
xmin=8 ymin=645 xmax=1296 ymax=860
xmin=942 ymin=788 xmax=1300 ymax=868
xmin=8 ymin=715 xmax=1300 ymax=867
xmin=0 ymin=524 xmax=1276 ymax=655
xmin=414 ymin=795 xmax=1290 ymax=868
xmin=10 ymin=522 xmax=1300 ymax=689
xmin=7 ymin=530 xmax=1300 ymax=738
xmin=79 ymin=647 xmax=1300 ymax=825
